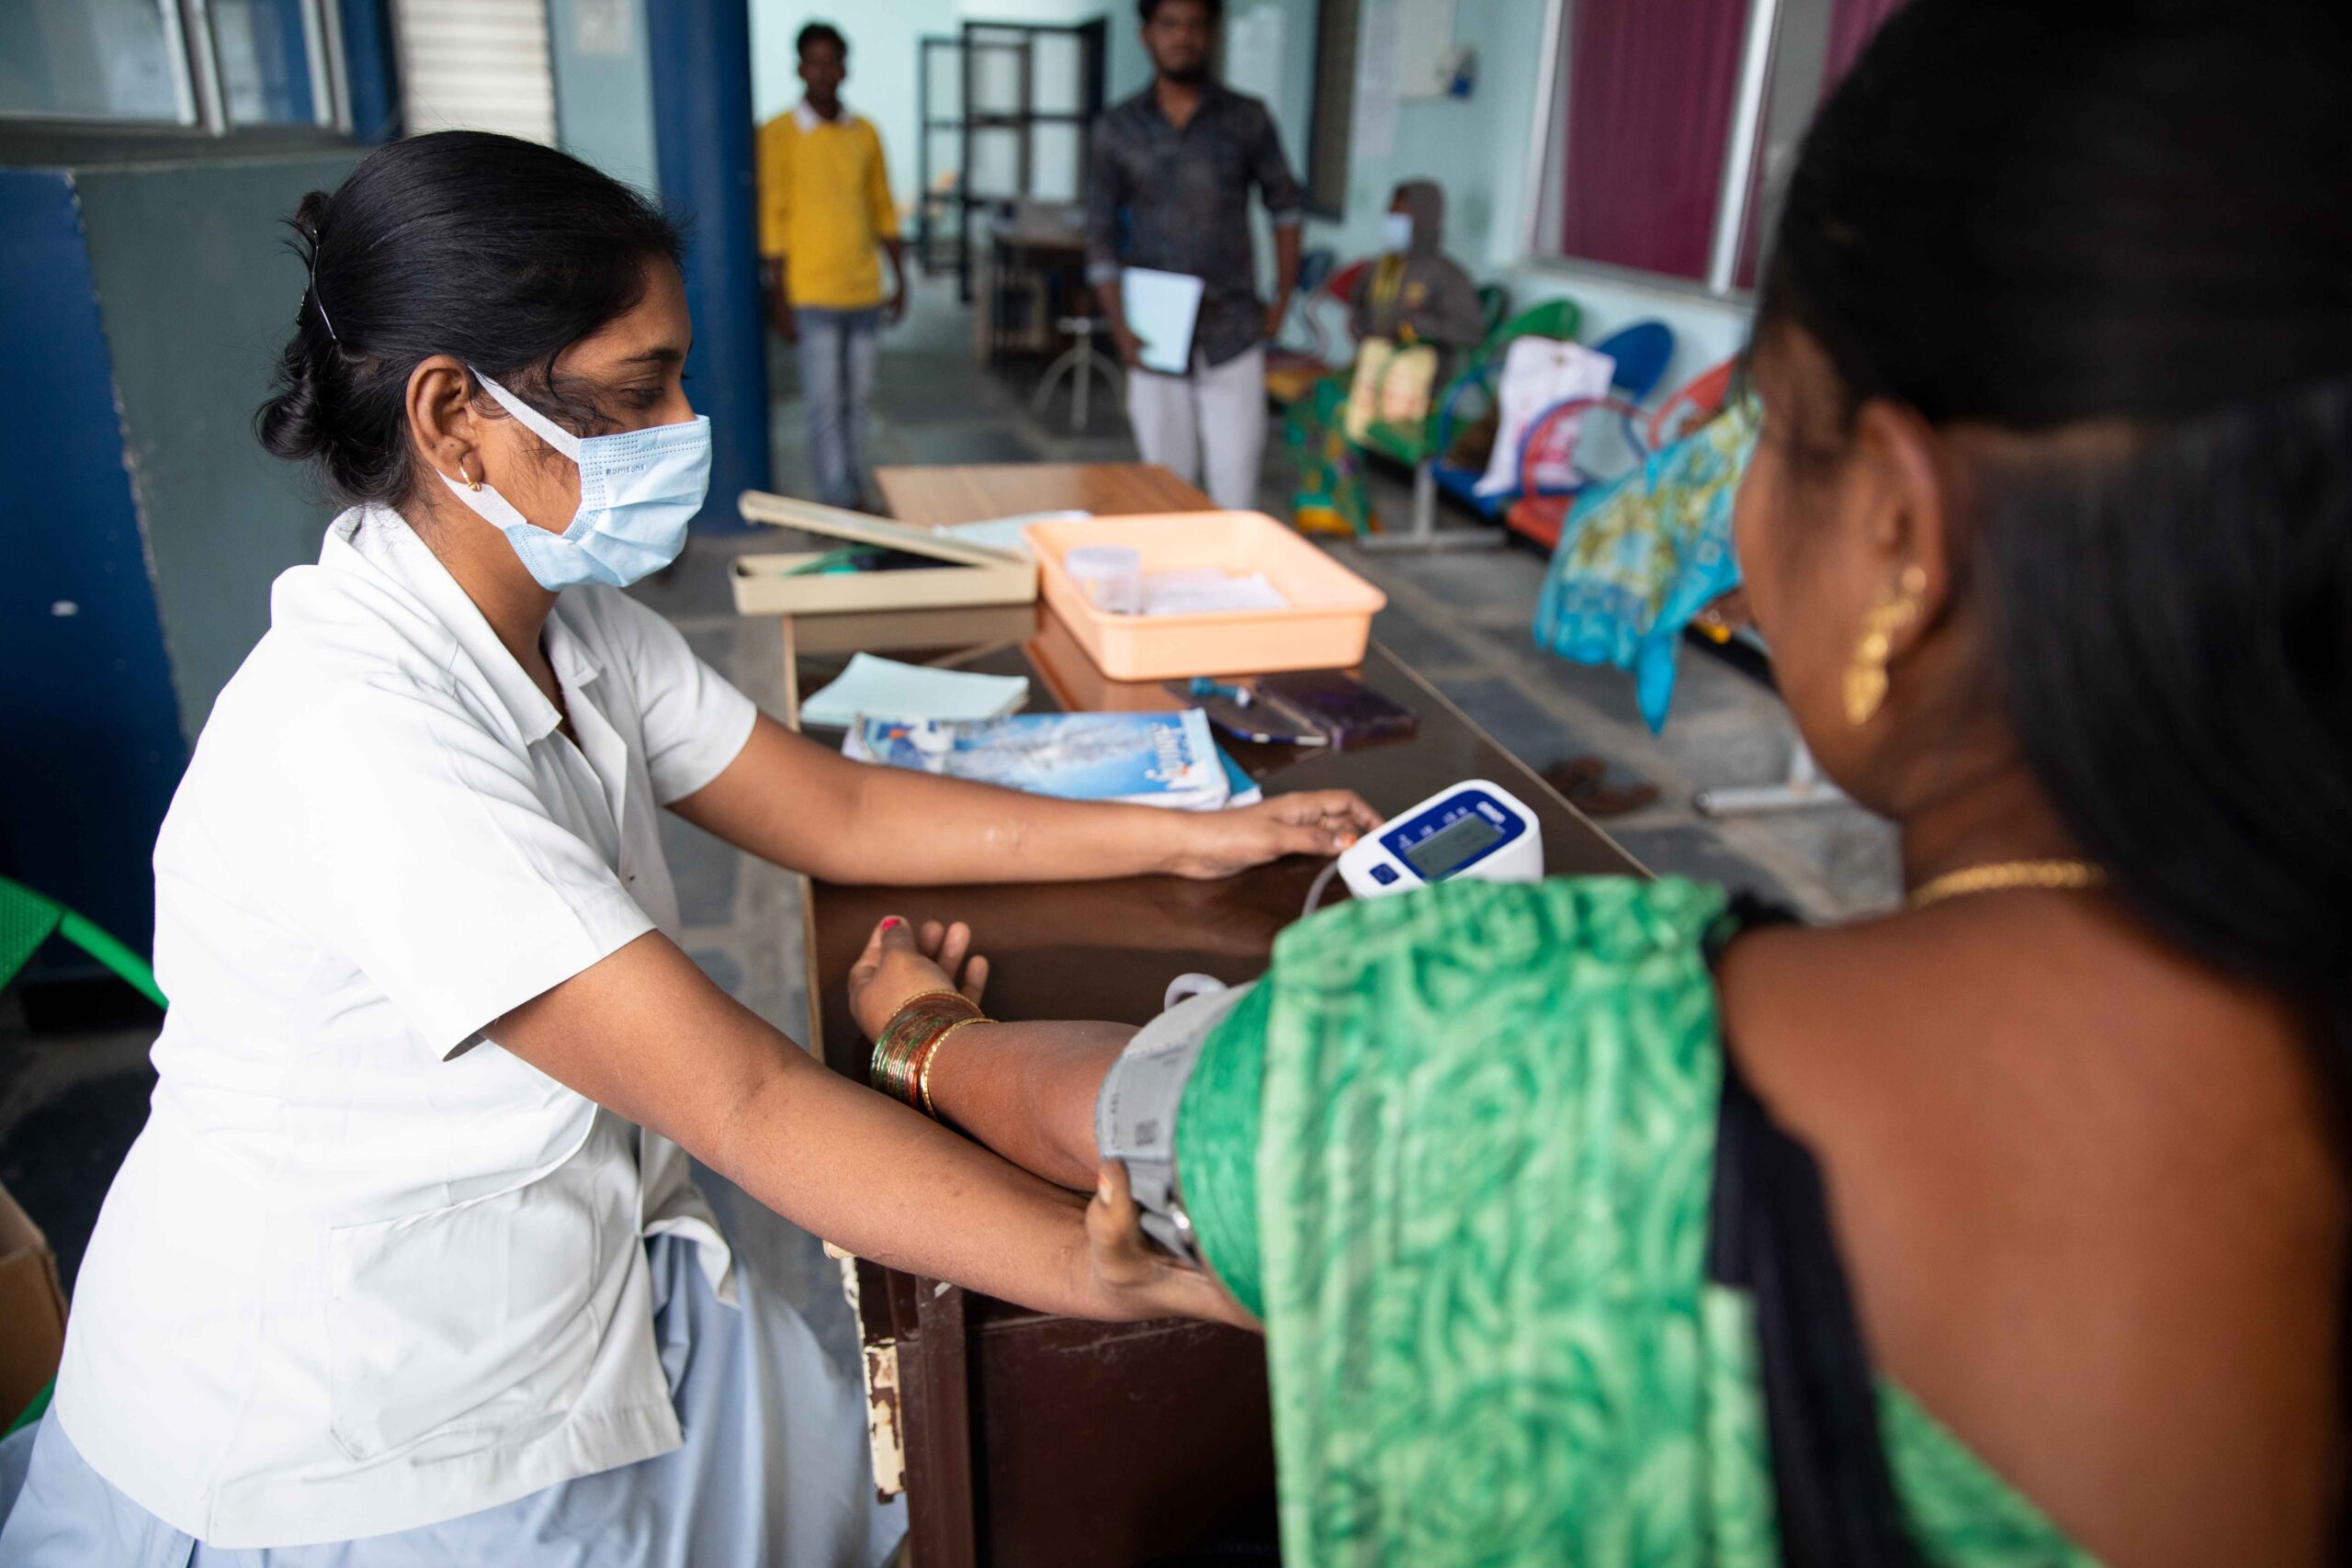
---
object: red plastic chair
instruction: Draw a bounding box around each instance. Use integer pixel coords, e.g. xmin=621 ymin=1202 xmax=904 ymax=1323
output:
xmin=1645 ymin=355 xmax=1738 ymax=449
xmin=1505 ymin=355 xmax=1744 ymax=549
xmin=1502 ymin=392 xmax=1648 ymax=550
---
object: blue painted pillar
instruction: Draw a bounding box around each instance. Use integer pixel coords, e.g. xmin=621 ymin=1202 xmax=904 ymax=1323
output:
xmin=0 ymin=170 xmax=190 ymax=968
xmin=647 ymin=0 xmax=770 ymax=533
xmin=338 ymin=0 xmax=402 ymax=142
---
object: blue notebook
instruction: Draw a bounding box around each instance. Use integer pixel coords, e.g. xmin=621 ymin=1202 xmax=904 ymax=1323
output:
xmin=843 ymin=710 xmax=1233 ymax=809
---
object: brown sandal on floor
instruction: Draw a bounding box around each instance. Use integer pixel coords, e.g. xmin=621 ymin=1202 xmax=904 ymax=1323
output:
xmin=1540 ymin=756 xmax=1660 ymax=818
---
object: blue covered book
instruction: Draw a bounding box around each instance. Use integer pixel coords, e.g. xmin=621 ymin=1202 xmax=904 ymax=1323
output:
xmin=842 ymin=710 xmax=1231 ymax=809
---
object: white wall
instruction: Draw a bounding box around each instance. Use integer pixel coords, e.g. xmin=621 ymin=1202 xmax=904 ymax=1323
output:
xmin=548 ymin=0 xmax=660 ymax=194
xmin=750 ymin=0 xmax=1143 ymax=211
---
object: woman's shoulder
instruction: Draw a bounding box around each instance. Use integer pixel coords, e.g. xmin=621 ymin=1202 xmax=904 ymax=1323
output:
xmin=260 ymin=511 xmax=475 ymax=700
xmin=1716 ymin=901 xmax=2345 ymax=1564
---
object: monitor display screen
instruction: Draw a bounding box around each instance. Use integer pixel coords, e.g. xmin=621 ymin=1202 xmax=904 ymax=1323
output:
xmin=1402 ymin=812 xmax=1503 ymax=880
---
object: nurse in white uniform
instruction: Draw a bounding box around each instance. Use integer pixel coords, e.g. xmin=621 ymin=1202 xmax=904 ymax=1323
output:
xmin=0 ymin=130 xmax=1361 ymax=1564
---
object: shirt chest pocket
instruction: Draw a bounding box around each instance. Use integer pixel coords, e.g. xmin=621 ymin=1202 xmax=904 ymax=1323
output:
xmin=323 ymin=1127 xmax=633 ymax=1461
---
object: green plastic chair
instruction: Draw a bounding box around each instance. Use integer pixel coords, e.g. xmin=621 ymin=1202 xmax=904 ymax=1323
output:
xmin=0 ymin=876 xmax=164 ymax=1438
xmin=1476 ymin=282 xmax=1510 ymax=342
xmin=0 ymin=875 xmax=164 ymax=1009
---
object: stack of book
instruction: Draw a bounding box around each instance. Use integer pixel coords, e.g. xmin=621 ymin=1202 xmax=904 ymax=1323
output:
xmin=842 ymin=710 xmax=1259 ymax=810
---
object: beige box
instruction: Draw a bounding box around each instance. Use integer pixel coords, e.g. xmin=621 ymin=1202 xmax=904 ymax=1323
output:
xmin=730 ymin=491 xmax=1038 ymax=617
xmin=1027 ymin=512 xmax=1386 ymax=681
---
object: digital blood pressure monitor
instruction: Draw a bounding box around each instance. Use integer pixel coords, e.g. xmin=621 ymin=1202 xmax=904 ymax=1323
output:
xmin=1337 ymin=779 xmax=1544 ymax=899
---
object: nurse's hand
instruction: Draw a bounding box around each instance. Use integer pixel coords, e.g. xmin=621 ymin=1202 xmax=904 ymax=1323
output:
xmin=849 ymin=916 xmax=990 ymax=1041
xmin=1088 ymin=1161 xmax=1260 ymax=1331
xmin=1167 ymin=790 xmax=1384 ymax=880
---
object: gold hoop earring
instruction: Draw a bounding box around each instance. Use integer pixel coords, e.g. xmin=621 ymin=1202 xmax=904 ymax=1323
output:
xmin=460 ymin=460 xmax=481 ymax=492
xmin=1843 ymin=565 xmax=1928 ymax=727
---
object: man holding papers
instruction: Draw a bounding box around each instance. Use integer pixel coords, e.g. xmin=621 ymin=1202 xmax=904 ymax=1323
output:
xmin=1086 ymin=0 xmax=1306 ymax=510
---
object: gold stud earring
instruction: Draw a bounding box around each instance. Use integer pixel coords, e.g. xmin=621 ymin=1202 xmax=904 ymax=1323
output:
xmin=1843 ymin=564 xmax=1928 ymax=727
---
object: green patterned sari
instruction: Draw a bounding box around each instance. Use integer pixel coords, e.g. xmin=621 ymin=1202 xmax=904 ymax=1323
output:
xmin=1173 ymin=876 xmax=2097 ymax=1567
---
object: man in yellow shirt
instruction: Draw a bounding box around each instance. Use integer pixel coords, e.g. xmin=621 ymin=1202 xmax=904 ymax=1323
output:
xmin=758 ymin=22 xmax=907 ymax=510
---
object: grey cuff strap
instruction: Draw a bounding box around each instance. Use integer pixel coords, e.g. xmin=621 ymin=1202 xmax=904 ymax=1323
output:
xmin=1093 ymin=980 xmax=1257 ymax=1267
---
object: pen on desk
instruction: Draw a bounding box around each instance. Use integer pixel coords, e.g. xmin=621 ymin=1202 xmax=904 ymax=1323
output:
xmin=1181 ymin=677 xmax=1253 ymax=708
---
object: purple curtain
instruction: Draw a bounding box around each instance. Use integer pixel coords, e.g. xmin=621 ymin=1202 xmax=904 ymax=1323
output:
xmin=1556 ymin=0 xmax=1749 ymax=282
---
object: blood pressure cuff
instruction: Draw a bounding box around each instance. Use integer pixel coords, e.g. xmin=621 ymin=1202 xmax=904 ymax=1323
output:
xmin=1092 ymin=980 xmax=1258 ymax=1268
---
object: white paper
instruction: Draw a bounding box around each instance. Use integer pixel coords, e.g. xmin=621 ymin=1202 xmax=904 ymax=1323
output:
xmin=1392 ymin=0 xmax=1457 ymax=99
xmin=1476 ymin=338 xmax=1619 ymax=497
xmin=1121 ymin=267 xmax=1206 ymax=375
xmin=801 ymin=653 xmax=1031 ymax=728
xmin=1352 ymin=0 xmax=1399 ymax=162
xmin=933 ymin=510 xmax=1092 ymax=558
xmin=1140 ymin=570 xmax=1291 ymax=617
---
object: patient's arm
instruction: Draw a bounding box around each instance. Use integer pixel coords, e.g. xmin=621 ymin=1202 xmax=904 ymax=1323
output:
xmin=843 ymin=914 xmax=1132 ymax=1190
xmin=925 ymin=1020 xmax=1130 ymax=1191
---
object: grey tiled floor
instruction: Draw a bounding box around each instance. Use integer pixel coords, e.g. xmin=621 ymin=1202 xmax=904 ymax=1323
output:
xmin=0 ymin=269 xmax=1896 ymax=1378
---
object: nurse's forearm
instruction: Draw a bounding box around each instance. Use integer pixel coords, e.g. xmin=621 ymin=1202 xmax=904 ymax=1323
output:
xmin=919 ymin=1021 xmax=1131 ymax=1191
xmin=491 ymin=932 xmax=1213 ymax=1321
xmin=675 ymin=713 xmax=1186 ymax=884
xmin=838 ymin=760 xmax=1193 ymax=884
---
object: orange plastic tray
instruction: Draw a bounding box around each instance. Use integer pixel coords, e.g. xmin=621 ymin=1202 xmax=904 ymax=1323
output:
xmin=1024 ymin=512 xmax=1386 ymax=680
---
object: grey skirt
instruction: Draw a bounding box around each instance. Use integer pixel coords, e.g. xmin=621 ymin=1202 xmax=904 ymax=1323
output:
xmin=0 ymin=1222 xmax=901 ymax=1567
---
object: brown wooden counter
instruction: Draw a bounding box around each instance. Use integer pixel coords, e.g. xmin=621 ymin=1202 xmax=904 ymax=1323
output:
xmin=786 ymin=463 xmax=1641 ymax=1566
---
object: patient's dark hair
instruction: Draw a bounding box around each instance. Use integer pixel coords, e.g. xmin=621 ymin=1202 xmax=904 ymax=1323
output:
xmin=797 ymin=22 xmax=846 ymax=59
xmin=254 ymin=130 xmax=682 ymax=508
xmin=1758 ymin=1 xmax=2352 ymax=1066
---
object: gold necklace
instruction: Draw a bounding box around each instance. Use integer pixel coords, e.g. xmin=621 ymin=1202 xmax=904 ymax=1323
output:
xmin=1907 ymin=860 xmax=2107 ymax=910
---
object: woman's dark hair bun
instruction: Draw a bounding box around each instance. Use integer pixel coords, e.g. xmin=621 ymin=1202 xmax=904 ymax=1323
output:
xmin=253 ymin=132 xmax=682 ymax=509
xmin=253 ymin=188 xmax=343 ymax=470
xmin=289 ymin=187 xmax=332 ymax=247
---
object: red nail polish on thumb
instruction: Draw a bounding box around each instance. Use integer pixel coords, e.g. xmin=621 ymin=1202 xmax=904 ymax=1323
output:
xmin=879 ymin=917 xmax=901 ymax=932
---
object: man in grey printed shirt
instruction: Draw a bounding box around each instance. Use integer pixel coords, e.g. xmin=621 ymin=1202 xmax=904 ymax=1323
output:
xmin=1086 ymin=0 xmax=1306 ymax=510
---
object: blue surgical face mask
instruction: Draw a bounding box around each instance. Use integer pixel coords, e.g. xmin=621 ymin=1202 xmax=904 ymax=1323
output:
xmin=441 ymin=369 xmax=712 ymax=591
xmin=1381 ymin=211 xmax=1415 ymax=254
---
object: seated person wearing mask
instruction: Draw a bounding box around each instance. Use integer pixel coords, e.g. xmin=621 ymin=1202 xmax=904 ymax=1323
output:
xmin=841 ymin=3 xmax=2352 ymax=1561
xmin=1350 ymin=180 xmax=1486 ymax=357
xmin=0 ymin=130 xmax=1369 ymax=1566
xmin=1294 ymin=179 xmax=1487 ymax=532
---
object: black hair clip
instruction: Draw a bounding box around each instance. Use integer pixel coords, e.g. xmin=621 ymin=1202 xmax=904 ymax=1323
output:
xmin=308 ymin=240 xmax=339 ymax=344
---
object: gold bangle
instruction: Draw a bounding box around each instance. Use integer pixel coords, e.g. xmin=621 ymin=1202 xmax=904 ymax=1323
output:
xmin=872 ymin=995 xmax=988 ymax=1110
xmin=890 ymin=987 xmax=973 ymax=1016
xmin=918 ymin=1017 xmax=989 ymax=1119
xmin=870 ymin=991 xmax=983 ymax=1096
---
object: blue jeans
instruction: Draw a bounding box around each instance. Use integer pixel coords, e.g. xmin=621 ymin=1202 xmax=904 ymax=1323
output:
xmin=795 ymin=306 xmax=881 ymax=509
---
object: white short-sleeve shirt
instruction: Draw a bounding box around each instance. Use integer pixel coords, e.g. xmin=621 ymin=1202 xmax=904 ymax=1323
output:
xmin=54 ymin=506 xmax=760 ymax=1547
